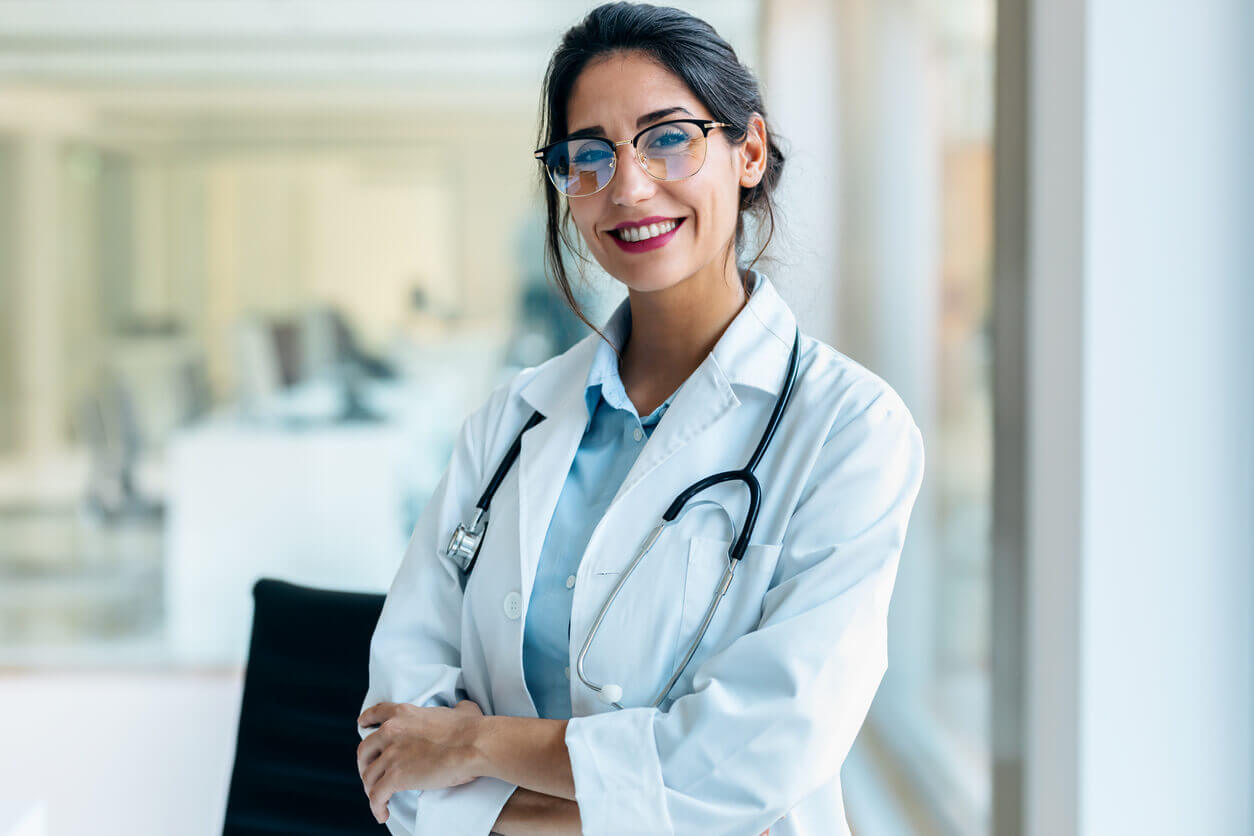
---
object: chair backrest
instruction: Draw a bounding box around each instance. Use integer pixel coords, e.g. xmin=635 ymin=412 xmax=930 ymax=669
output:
xmin=223 ymin=578 xmax=386 ymax=835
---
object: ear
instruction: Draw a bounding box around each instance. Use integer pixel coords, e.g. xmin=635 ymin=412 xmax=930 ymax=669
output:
xmin=737 ymin=112 xmax=769 ymax=189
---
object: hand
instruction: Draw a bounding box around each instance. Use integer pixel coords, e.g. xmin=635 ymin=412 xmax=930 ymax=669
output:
xmin=357 ymin=699 xmax=486 ymax=823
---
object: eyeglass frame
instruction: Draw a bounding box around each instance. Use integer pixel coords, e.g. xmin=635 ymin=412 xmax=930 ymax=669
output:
xmin=533 ymin=118 xmax=734 ymax=196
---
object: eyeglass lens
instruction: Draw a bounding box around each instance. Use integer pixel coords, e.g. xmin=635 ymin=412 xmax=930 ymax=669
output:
xmin=543 ymin=121 xmax=709 ymax=197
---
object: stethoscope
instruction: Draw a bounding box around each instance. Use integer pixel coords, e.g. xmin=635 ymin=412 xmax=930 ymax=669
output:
xmin=446 ymin=327 xmax=801 ymax=709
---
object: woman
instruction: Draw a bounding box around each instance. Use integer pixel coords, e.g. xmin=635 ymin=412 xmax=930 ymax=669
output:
xmin=356 ymin=4 xmax=925 ymax=835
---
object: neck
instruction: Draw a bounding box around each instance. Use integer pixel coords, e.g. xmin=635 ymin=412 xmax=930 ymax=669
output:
xmin=618 ymin=256 xmax=749 ymax=410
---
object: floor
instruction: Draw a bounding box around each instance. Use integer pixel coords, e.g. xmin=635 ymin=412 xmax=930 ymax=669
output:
xmin=0 ymin=670 xmax=243 ymax=836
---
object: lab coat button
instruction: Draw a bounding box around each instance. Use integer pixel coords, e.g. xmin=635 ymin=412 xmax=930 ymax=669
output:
xmin=564 ymin=666 xmax=571 ymax=680
xmin=633 ymin=427 xmax=644 ymax=442
xmin=503 ymin=591 xmax=522 ymax=620
xmin=565 ymin=574 xmax=576 ymax=589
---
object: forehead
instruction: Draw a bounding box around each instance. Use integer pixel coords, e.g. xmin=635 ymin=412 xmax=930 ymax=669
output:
xmin=566 ymin=50 xmax=709 ymax=133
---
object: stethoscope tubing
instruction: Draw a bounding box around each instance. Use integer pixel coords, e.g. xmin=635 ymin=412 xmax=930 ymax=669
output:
xmin=458 ymin=411 xmax=545 ymax=576
xmin=577 ymin=328 xmax=801 ymax=707
xmin=450 ymin=326 xmax=803 ymax=708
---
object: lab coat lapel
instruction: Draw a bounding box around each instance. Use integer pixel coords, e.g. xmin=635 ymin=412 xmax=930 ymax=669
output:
xmin=608 ymin=353 xmax=739 ymax=507
xmin=515 ymin=338 xmax=599 ymax=607
xmin=607 ymin=269 xmax=796 ymax=508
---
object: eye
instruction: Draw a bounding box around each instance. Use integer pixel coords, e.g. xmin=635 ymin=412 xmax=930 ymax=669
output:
xmin=564 ymin=138 xmax=613 ymax=167
xmin=573 ymin=146 xmax=613 ymax=165
xmin=647 ymin=130 xmax=691 ymax=152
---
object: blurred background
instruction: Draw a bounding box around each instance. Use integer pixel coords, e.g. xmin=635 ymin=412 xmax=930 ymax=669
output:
xmin=0 ymin=1 xmax=1249 ymax=835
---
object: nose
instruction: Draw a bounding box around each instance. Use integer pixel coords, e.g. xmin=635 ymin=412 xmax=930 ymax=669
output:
xmin=608 ymin=143 xmax=656 ymax=207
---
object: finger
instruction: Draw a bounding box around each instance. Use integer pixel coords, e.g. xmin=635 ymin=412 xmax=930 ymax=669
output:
xmin=453 ymin=699 xmax=483 ymax=715
xmin=358 ymin=702 xmax=394 ymax=727
xmin=369 ymin=767 xmax=393 ymax=824
xmin=362 ymin=745 xmax=390 ymax=797
xmin=357 ymin=741 xmax=382 ymax=784
xmin=356 ymin=729 xmax=387 ymax=779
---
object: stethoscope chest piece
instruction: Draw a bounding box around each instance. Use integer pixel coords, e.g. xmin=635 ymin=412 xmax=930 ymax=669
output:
xmin=446 ymin=508 xmax=487 ymax=573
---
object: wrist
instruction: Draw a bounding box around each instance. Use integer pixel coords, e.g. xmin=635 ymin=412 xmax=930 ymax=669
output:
xmin=465 ymin=713 xmax=497 ymax=781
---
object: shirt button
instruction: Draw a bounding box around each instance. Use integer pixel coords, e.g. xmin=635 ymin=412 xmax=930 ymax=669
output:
xmin=564 ymin=666 xmax=571 ymax=680
xmin=565 ymin=574 xmax=576 ymax=589
xmin=633 ymin=427 xmax=644 ymax=442
xmin=502 ymin=591 xmax=522 ymax=620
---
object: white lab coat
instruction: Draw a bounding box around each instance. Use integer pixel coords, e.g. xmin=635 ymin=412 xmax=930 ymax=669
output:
xmin=359 ymin=272 xmax=925 ymax=836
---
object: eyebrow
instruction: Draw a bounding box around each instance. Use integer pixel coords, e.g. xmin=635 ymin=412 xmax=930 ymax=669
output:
xmin=566 ymin=106 xmax=695 ymax=140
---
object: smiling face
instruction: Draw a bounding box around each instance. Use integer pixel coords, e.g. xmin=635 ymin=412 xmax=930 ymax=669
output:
xmin=563 ymin=50 xmax=764 ymax=295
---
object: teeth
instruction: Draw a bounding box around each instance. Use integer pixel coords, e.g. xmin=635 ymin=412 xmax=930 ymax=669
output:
xmin=616 ymin=219 xmax=678 ymax=242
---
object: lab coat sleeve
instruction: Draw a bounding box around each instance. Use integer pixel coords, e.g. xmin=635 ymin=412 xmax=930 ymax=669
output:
xmin=357 ymin=385 xmax=520 ymax=836
xmin=563 ymin=392 xmax=926 ymax=836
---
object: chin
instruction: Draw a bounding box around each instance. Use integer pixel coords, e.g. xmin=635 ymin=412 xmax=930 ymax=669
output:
xmin=609 ymin=262 xmax=692 ymax=293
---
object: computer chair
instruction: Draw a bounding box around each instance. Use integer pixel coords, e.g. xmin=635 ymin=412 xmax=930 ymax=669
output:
xmin=222 ymin=578 xmax=387 ymax=834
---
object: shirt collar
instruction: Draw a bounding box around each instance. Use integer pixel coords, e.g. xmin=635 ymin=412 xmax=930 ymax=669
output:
xmin=578 ymin=269 xmax=796 ymax=431
xmin=520 ymin=268 xmax=798 ymax=420
xmin=582 ymin=306 xmax=677 ymax=432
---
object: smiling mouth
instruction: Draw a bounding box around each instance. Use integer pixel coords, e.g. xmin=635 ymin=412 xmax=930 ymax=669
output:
xmin=609 ymin=218 xmax=683 ymax=243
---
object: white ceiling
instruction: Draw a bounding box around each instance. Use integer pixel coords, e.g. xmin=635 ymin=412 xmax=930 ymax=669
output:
xmin=0 ymin=0 xmax=761 ymax=108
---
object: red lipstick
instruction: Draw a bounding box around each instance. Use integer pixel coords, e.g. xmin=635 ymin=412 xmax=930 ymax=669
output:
xmin=607 ymin=216 xmax=685 ymax=254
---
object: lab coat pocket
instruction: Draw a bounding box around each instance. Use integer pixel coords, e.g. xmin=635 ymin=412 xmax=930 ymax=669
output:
xmin=669 ymin=536 xmax=783 ymax=699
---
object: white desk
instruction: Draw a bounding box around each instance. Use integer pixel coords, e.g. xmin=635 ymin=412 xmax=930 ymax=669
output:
xmin=0 ymin=801 xmax=46 ymax=836
xmin=0 ymin=671 xmax=242 ymax=836
xmin=165 ymin=379 xmax=457 ymax=665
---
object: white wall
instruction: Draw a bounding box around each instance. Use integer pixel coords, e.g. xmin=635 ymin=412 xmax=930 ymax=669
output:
xmin=1026 ymin=0 xmax=1253 ymax=833
xmin=1080 ymin=1 xmax=1253 ymax=832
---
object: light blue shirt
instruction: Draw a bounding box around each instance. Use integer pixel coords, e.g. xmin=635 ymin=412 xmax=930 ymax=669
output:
xmin=522 ymin=311 xmax=678 ymax=720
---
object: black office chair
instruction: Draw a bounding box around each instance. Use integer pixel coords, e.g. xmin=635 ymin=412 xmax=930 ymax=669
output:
xmin=223 ymin=578 xmax=387 ymax=834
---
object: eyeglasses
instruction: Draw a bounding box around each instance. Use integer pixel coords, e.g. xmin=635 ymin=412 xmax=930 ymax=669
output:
xmin=534 ymin=118 xmax=732 ymax=197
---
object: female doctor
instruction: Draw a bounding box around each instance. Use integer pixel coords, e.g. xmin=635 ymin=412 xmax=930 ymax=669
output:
xmin=356 ymin=4 xmax=925 ymax=835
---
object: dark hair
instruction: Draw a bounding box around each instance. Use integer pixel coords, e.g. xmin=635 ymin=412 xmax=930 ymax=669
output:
xmin=536 ymin=2 xmax=787 ymax=342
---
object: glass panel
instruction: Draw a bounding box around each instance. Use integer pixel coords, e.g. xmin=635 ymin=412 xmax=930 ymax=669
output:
xmin=835 ymin=0 xmax=995 ymax=830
